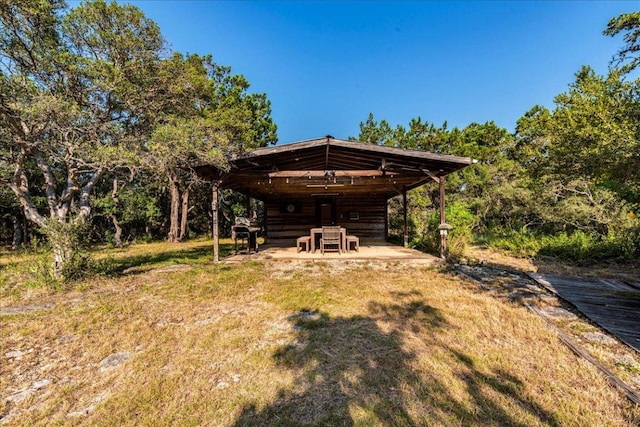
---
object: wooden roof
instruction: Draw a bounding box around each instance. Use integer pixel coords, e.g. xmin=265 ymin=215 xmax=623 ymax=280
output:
xmin=196 ymin=136 xmax=475 ymax=200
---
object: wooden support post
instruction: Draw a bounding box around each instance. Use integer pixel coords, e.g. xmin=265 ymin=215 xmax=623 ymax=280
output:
xmin=439 ymin=176 xmax=446 ymax=259
xmin=403 ymin=188 xmax=408 ymax=248
xmin=246 ymin=194 xmax=252 ymax=218
xmin=212 ymin=182 xmax=220 ymax=263
xmin=384 ymin=198 xmax=389 ymax=241
xmin=263 ymin=200 xmax=268 ymax=244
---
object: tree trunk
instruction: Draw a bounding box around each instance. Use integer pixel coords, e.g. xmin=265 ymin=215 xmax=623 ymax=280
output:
xmin=52 ymin=242 xmax=71 ymax=279
xmin=111 ymin=178 xmax=122 ymax=247
xmin=22 ymin=218 xmax=28 ymax=245
xmin=11 ymin=215 xmax=23 ymax=250
xmin=110 ymin=214 xmax=123 ymax=247
xmin=167 ymin=172 xmax=181 ymax=243
xmin=45 ymin=221 xmax=77 ymax=280
xmin=178 ymin=186 xmax=190 ymax=241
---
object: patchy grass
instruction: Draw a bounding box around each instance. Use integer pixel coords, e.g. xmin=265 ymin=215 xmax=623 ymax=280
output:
xmin=0 ymin=238 xmax=233 ymax=303
xmin=1 ymin=242 xmax=639 ymax=426
xmin=91 ymin=239 xmax=226 ymax=273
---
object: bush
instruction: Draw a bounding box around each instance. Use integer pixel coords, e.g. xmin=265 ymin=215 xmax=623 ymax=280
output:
xmin=60 ymin=251 xmax=97 ymax=281
xmin=486 ymin=229 xmax=639 ymax=263
xmin=412 ymin=202 xmax=479 ymax=259
xmin=485 ymin=232 xmax=541 ymax=258
xmin=538 ymin=231 xmax=602 ymax=261
xmin=610 ymin=213 xmax=640 ymax=260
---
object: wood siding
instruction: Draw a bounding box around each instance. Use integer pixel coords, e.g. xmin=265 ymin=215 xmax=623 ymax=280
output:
xmin=266 ymin=196 xmax=388 ymax=241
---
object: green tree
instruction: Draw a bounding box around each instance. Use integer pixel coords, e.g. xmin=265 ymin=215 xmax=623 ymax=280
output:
xmin=357 ymin=116 xmax=517 ymax=253
xmin=92 ymin=172 xmax=163 ymax=246
xmin=517 ymin=67 xmax=640 ymax=206
xmin=604 ymin=11 xmax=640 ymax=73
xmin=146 ymin=53 xmax=277 ymax=243
xmin=0 ymin=183 xmax=26 ymax=248
xmin=0 ymin=0 xmax=164 ymax=278
xmin=356 ymin=113 xmax=395 ymax=146
xmin=514 ymin=67 xmax=640 ymax=254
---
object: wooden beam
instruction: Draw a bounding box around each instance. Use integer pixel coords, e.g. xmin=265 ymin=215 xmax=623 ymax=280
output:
xmin=439 ymin=176 xmax=446 ymax=225
xmin=325 ymin=141 xmax=330 ymax=169
xmin=439 ymin=176 xmax=446 ymax=259
xmin=403 ymin=188 xmax=408 ymax=248
xmin=420 ymin=167 xmax=440 ymax=183
xmin=403 ymin=176 xmax=437 ymax=192
xmin=268 ymin=170 xmax=398 ymax=178
xmin=212 ymin=182 xmax=220 ymax=263
xmin=263 ymin=199 xmax=268 ymax=243
xmin=384 ymin=198 xmax=389 ymax=241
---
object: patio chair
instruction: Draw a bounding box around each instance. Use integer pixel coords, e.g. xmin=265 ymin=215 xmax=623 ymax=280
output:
xmin=320 ymin=226 xmax=341 ymax=254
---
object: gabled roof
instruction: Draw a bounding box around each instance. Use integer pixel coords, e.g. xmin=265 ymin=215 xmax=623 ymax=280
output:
xmin=196 ymin=136 xmax=475 ymax=200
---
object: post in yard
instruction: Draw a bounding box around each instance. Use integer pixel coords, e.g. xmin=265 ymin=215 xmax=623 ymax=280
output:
xmin=403 ymin=188 xmax=408 ymax=248
xmin=212 ymin=181 xmax=219 ymax=263
xmin=438 ymin=176 xmax=452 ymax=259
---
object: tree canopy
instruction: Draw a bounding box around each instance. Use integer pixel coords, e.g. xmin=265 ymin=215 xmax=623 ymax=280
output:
xmin=0 ymin=0 xmax=276 ymax=277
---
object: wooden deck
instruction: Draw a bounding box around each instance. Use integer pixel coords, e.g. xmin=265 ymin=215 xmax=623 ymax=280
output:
xmin=529 ymin=273 xmax=640 ymax=353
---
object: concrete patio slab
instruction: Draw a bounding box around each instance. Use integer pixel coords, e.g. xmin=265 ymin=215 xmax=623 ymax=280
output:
xmin=223 ymin=240 xmax=444 ymax=266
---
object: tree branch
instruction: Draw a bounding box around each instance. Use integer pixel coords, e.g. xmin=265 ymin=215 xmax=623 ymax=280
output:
xmin=32 ymin=146 xmax=59 ymax=218
xmin=1 ymin=146 xmax=46 ymax=227
xmin=76 ymin=165 xmax=104 ymax=223
xmin=60 ymin=140 xmax=80 ymax=204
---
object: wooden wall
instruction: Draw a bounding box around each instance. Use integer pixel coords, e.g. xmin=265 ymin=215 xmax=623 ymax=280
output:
xmin=265 ymin=196 xmax=388 ymax=241
xmin=265 ymin=198 xmax=316 ymax=241
xmin=335 ymin=196 xmax=387 ymax=239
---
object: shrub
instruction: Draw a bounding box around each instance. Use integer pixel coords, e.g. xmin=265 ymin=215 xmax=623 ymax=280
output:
xmin=412 ymin=202 xmax=479 ymax=259
xmin=60 ymin=251 xmax=97 ymax=281
xmin=486 ymin=229 xmax=639 ymax=263
xmin=483 ymin=231 xmax=541 ymax=258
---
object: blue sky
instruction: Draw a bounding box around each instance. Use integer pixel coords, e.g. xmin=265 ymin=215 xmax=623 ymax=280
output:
xmin=104 ymin=1 xmax=636 ymax=144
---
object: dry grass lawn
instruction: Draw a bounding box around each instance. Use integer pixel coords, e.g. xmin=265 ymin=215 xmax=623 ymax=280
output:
xmin=1 ymin=240 xmax=639 ymax=426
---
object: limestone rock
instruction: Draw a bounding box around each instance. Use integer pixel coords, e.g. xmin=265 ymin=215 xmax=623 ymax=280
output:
xmin=99 ymin=351 xmax=131 ymax=371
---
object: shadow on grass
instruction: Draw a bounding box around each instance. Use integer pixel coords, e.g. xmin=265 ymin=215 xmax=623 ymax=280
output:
xmin=232 ymin=293 xmax=560 ymax=426
xmin=99 ymin=242 xmax=235 ymax=276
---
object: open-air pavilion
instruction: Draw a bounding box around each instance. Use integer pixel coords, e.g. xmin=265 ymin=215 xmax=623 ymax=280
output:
xmin=195 ymin=136 xmax=475 ymax=261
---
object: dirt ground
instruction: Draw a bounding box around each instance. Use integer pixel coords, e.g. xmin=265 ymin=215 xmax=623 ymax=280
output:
xmin=464 ymin=246 xmax=640 ymax=281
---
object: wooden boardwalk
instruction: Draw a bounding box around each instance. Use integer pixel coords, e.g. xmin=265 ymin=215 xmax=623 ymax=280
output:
xmin=529 ymin=273 xmax=640 ymax=353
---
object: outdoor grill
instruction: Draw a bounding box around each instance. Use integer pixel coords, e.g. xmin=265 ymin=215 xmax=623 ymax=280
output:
xmin=231 ymin=217 xmax=260 ymax=254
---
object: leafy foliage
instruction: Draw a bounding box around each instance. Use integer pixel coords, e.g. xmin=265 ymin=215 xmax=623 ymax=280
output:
xmin=604 ymin=11 xmax=640 ymax=73
xmin=0 ymin=1 xmax=276 ymax=275
xmin=145 ymin=52 xmax=277 ymax=243
xmin=0 ymin=0 xmax=166 ymax=276
xmin=358 ymin=70 xmax=640 ymax=261
xmin=358 ymin=116 xmax=523 ymax=253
